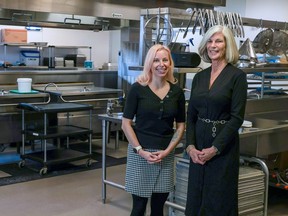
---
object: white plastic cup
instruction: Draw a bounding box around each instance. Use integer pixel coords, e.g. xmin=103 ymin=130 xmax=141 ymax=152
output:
xmin=17 ymin=78 xmax=32 ymax=93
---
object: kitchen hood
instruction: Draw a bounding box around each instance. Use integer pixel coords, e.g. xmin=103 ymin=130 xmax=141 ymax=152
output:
xmin=0 ymin=0 xmax=225 ymax=31
xmin=0 ymin=8 xmax=138 ymax=31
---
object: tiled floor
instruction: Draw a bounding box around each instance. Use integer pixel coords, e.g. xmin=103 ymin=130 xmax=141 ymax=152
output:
xmin=0 ymin=141 xmax=287 ymax=216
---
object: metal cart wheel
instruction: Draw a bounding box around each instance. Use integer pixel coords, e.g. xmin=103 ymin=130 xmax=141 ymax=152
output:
xmin=39 ymin=167 xmax=48 ymax=175
xmin=18 ymin=160 xmax=25 ymax=168
xmin=86 ymin=158 xmax=92 ymax=167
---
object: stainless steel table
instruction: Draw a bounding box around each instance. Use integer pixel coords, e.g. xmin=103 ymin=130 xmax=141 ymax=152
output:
xmin=98 ymin=113 xmax=125 ymax=204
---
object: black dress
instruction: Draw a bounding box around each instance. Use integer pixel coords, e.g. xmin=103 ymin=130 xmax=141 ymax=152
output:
xmin=185 ymin=64 xmax=247 ymax=216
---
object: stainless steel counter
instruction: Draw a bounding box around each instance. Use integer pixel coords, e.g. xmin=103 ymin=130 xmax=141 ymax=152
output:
xmin=241 ymin=96 xmax=288 ymax=157
xmin=240 ymin=123 xmax=288 ymax=157
xmin=242 ymin=66 xmax=288 ymax=73
xmin=0 ymin=69 xmax=120 ymax=146
xmin=0 ymin=90 xmax=50 ymax=145
xmin=0 ymin=68 xmax=118 ymax=88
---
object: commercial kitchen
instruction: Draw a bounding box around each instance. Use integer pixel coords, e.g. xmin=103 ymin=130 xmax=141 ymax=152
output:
xmin=0 ymin=0 xmax=287 ymax=215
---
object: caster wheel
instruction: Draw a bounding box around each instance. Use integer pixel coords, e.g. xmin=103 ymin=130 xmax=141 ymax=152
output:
xmin=18 ymin=160 xmax=25 ymax=168
xmin=39 ymin=167 xmax=48 ymax=175
xmin=86 ymin=159 xmax=92 ymax=167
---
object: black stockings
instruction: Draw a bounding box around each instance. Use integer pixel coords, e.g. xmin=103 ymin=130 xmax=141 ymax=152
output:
xmin=130 ymin=193 xmax=169 ymax=216
xmin=150 ymin=192 xmax=169 ymax=216
xmin=131 ymin=194 xmax=148 ymax=216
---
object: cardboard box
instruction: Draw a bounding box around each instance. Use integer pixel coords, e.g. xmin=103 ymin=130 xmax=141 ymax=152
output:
xmin=1 ymin=29 xmax=27 ymax=43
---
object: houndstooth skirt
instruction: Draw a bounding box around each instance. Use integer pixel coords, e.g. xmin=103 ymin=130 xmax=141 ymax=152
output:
xmin=125 ymin=144 xmax=175 ymax=198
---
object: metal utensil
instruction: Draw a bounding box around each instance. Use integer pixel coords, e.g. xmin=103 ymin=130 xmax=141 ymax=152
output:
xmin=183 ymin=8 xmax=196 ymax=39
xmin=191 ymin=12 xmax=199 ymax=35
xmin=253 ymin=28 xmax=274 ymax=54
xmin=267 ymin=30 xmax=288 ymax=58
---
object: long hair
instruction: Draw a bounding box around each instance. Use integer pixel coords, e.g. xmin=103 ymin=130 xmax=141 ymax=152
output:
xmin=137 ymin=44 xmax=176 ymax=86
xmin=198 ymin=25 xmax=239 ymax=64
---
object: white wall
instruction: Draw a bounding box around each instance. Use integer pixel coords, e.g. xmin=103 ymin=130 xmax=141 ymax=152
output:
xmin=109 ymin=30 xmax=121 ymax=64
xmin=217 ymin=0 xmax=288 ymax=22
xmin=215 ymin=0 xmax=246 ymax=16
xmin=244 ymin=0 xmax=288 ymax=22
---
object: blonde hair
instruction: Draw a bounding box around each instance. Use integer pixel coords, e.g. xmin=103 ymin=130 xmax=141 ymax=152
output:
xmin=198 ymin=25 xmax=239 ymax=64
xmin=137 ymin=44 xmax=176 ymax=86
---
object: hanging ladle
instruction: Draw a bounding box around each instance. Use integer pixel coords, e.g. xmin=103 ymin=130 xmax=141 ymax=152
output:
xmin=183 ymin=8 xmax=196 ymax=39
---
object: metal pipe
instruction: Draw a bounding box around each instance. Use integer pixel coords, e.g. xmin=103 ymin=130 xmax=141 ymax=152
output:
xmin=59 ymin=96 xmax=119 ymax=103
xmin=44 ymin=83 xmax=59 ymax=92
xmin=165 ymin=200 xmax=185 ymax=212
xmin=240 ymin=156 xmax=269 ymax=216
xmin=0 ymin=97 xmax=51 ymax=107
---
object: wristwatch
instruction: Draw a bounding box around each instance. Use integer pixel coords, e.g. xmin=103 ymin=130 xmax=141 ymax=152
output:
xmin=133 ymin=146 xmax=142 ymax=154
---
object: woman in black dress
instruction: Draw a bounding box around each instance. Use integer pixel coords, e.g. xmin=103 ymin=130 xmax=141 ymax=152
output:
xmin=185 ymin=25 xmax=247 ymax=216
xmin=121 ymin=44 xmax=186 ymax=216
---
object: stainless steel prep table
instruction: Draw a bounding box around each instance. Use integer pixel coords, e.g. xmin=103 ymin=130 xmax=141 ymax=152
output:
xmin=98 ymin=113 xmax=125 ymax=203
xmin=18 ymin=102 xmax=93 ymax=175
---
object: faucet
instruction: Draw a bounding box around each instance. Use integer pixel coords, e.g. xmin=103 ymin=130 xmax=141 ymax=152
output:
xmin=106 ymin=99 xmax=115 ymax=116
xmin=82 ymin=86 xmax=90 ymax=92
xmin=44 ymin=83 xmax=58 ymax=92
xmin=1 ymin=89 xmax=8 ymax=95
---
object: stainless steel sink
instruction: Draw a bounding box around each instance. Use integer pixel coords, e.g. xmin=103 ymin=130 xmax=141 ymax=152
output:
xmin=247 ymin=110 xmax=288 ymax=123
xmin=245 ymin=115 xmax=287 ymax=129
xmin=32 ymin=82 xmax=123 ymax=134
xmin=240 ymin=113 xmax=288 ymax=157
xmin=33 ymin=82 xmax=123 ymax=100
xmin=0 ymin=85 xmax=50 ymax=112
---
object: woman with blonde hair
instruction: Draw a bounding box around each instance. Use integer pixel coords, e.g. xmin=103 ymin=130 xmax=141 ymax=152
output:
xmin=137 ymin=44 xmax=177 ymax=85
xmin=122 ymin=44 xmax=186 ymax=216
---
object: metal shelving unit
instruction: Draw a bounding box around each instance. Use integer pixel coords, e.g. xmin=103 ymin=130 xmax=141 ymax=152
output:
xmin=243 ymin=66 xmax=288 ymax=99
xmin=45 ymin=45 xmax=92 ymax=68
xmin=1 ymin=43 xmax=91 ymax=69
xmin=1 ymin=42 xmax=47 ymax=68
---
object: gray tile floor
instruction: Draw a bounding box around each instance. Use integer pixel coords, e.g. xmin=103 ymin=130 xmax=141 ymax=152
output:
xmin=0 ymin=140 xmax=287 ymax=216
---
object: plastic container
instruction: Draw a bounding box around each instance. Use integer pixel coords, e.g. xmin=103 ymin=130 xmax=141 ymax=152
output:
xmin=17 ymin=78 xmax=32 ymax=93
xmin=84 ymin=60 xmax=94 ymax=70
xmin=20 ymin=51 xmax=40 ymax=66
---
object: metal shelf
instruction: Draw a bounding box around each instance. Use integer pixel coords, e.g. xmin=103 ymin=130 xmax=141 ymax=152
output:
xmin=18 ymin=102 xmax=93 ymax=175
xmin=243 ymin=67 xmax=288 ymax=99
xmin=1 ymin=43 xmax=91 ymax=68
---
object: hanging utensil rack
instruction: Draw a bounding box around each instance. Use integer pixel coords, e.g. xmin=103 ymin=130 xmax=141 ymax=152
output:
xmin=139 ymin=7 xmax=246 ymax=64
xmin=139 ymin=7 xmax=288 ymax=65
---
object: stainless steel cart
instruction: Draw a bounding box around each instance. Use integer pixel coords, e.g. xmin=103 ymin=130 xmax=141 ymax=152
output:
xmin=18 ymin=102 xmax=93 ymax=175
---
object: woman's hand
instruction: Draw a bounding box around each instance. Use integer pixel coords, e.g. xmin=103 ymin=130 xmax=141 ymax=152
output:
xmin=188 ymin=148 xmax=206 ymax=165
xmin=139 ymin=150 xmax=163 ymax=164
xmin=198 ymin=146 xmax=217 ymax=163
